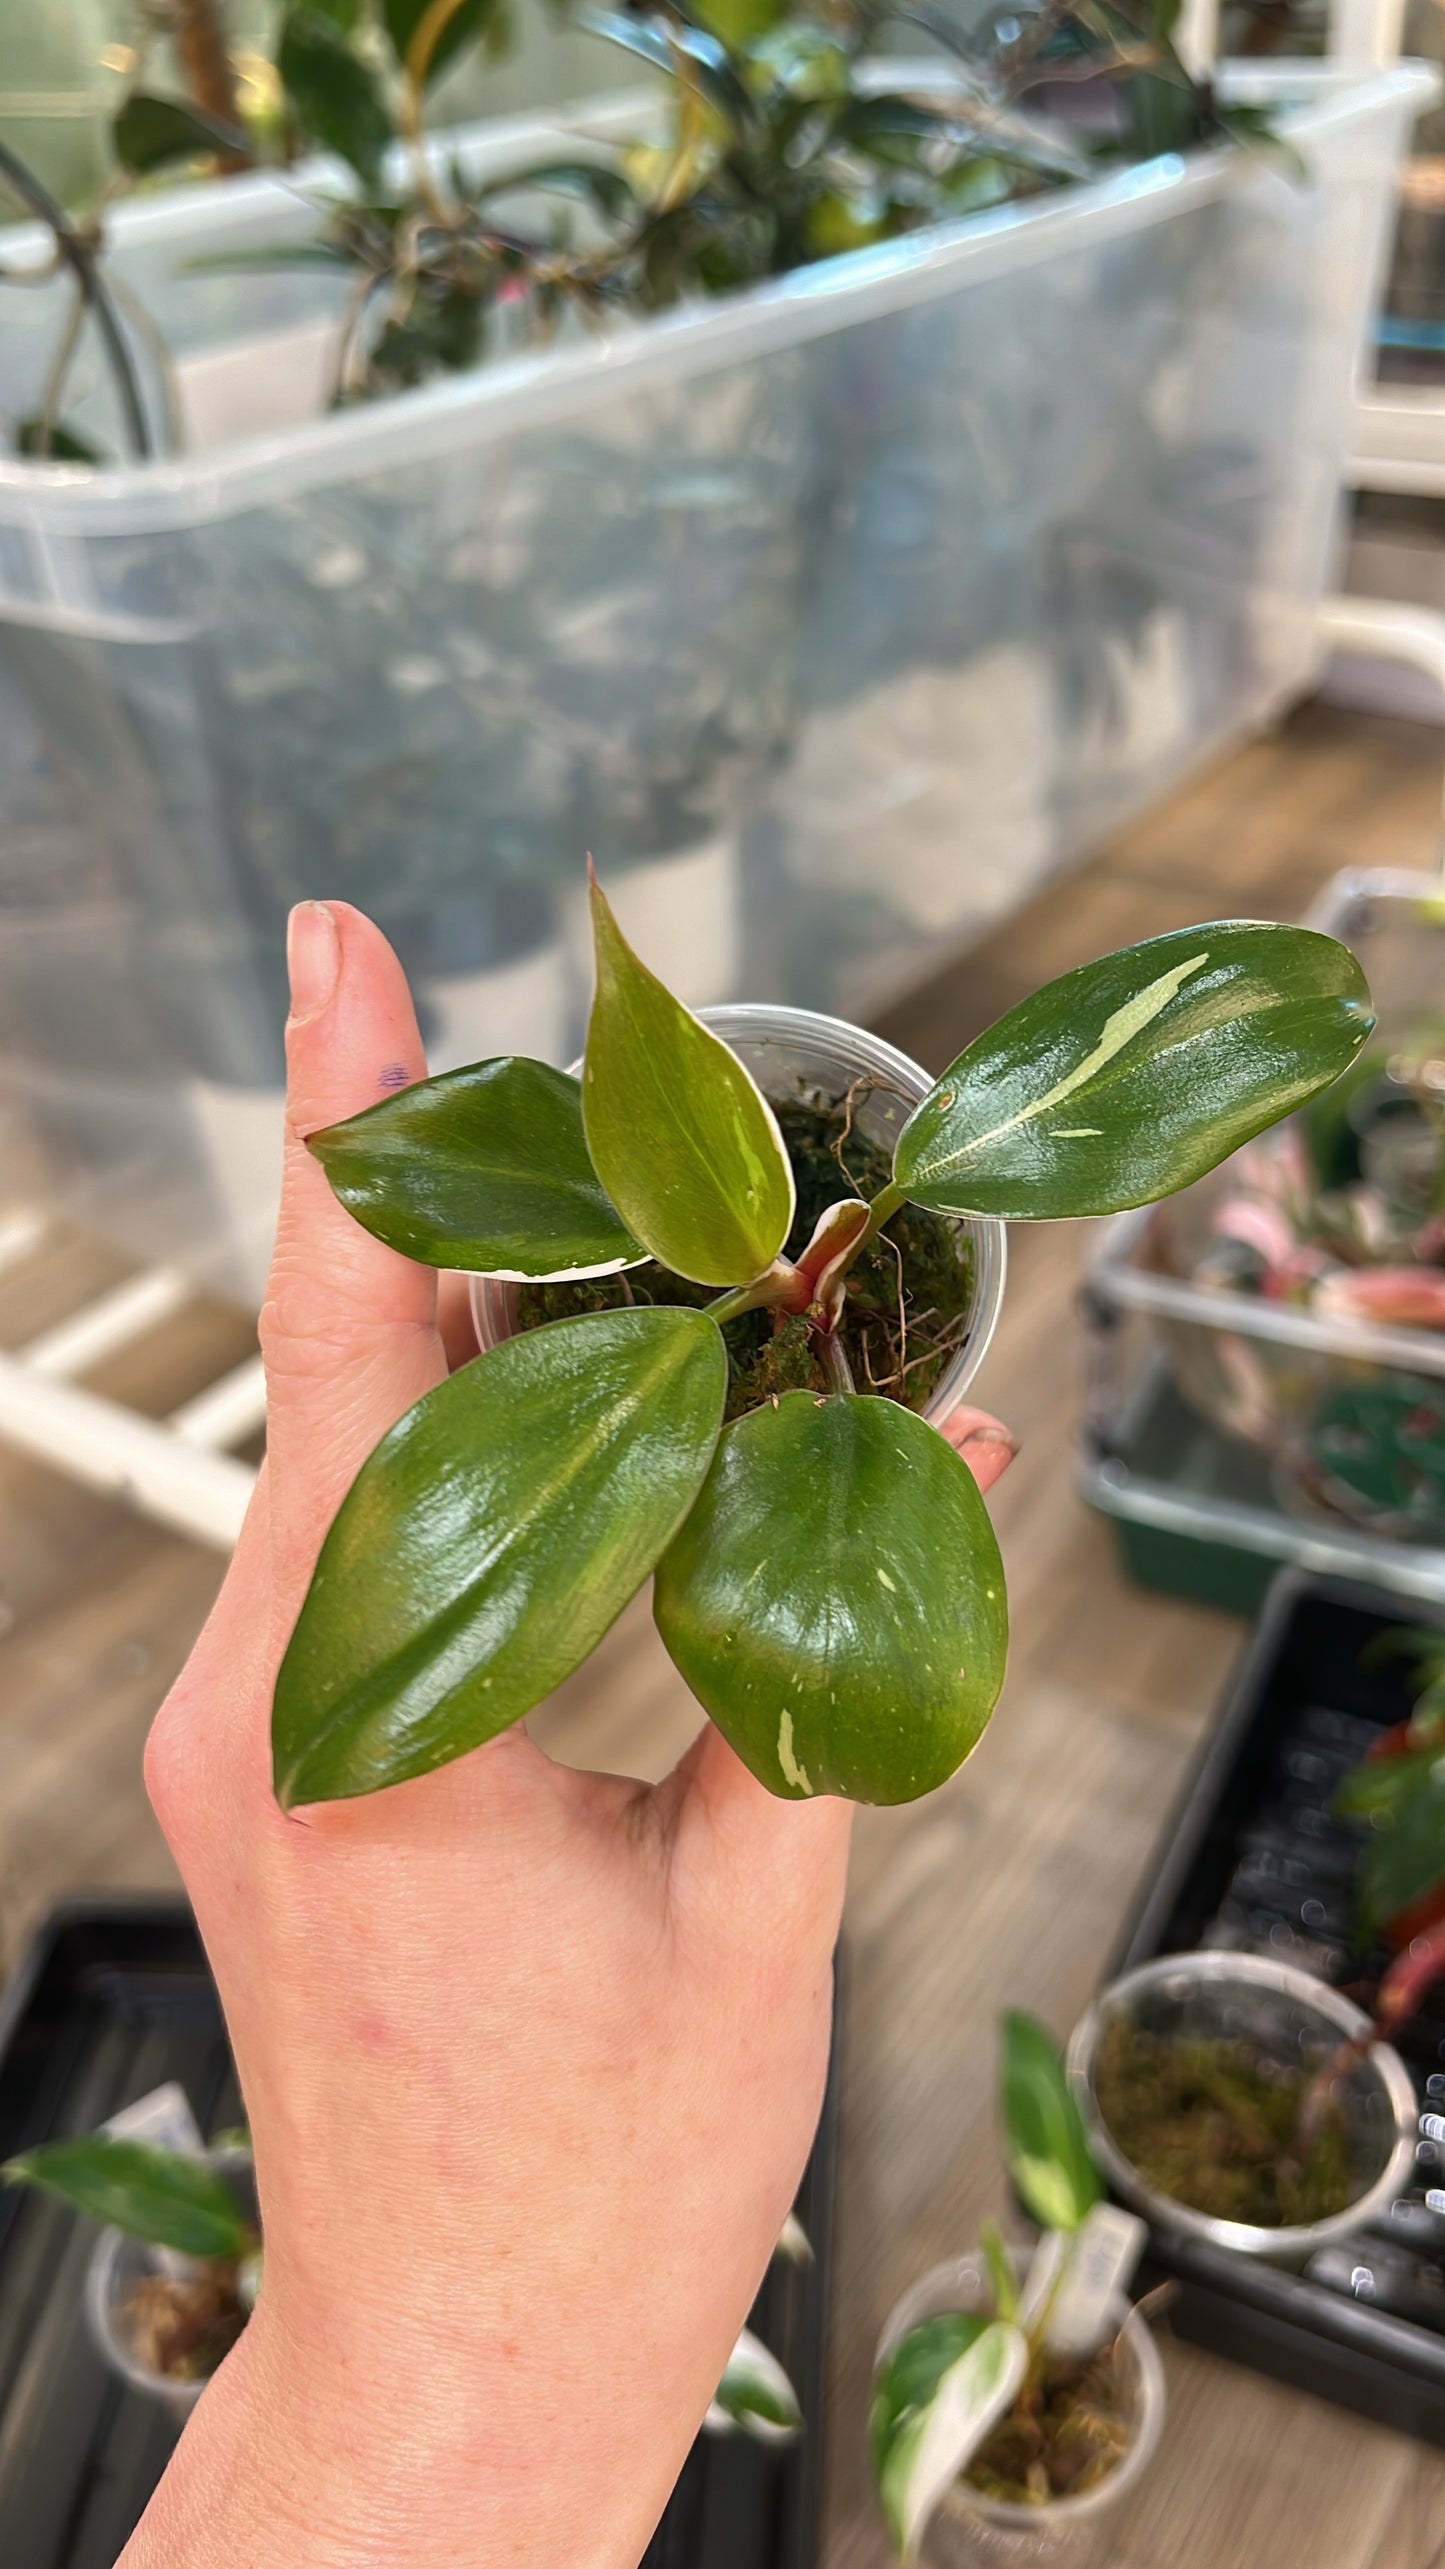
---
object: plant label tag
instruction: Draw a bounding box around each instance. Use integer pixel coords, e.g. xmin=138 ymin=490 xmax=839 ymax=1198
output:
xmin=1045 ymin=2205 xmax=1147 ymax=2357
xmin=103 ymin=2082 xmax=204 ymax=2156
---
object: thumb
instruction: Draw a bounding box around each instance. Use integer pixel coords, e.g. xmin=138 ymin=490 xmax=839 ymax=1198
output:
xmin=259 ymin=901 xmax=446 ymax=1595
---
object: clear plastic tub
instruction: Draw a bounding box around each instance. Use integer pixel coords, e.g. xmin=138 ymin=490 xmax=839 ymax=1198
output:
xmin=0 ymin=68 xmax=1432 ymax=1302
xmin=1066 ymin=1952 xmax=1419 ymax=2265
xmin=1082 ymin=868 xmax=1445 ymax=1606
xmin=471 ymin=1004 xmax=1007 ymax=1428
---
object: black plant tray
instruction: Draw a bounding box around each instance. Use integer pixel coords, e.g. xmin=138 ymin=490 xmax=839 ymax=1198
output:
xmin=1113 ymin=1570 xmax=1445 ymax=2444
xmin=0 ymin=1901 xmax=838 ymax=2568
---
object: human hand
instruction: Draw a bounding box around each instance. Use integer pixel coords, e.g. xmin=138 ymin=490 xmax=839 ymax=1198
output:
xmin=126 ymin=902 xmax=1014 ymax=2569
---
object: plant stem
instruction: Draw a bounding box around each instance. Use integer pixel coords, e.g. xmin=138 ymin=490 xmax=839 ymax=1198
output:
xmin=862 ymin=1178 xmax=907 ymax=1244
xmin=704 ymin=1259 xmax=810 ymax=1326
xmin=817 ymin=1329 xmax=855 ymax=1394
xmin=0 ymin=139 xmax=151 ymax=459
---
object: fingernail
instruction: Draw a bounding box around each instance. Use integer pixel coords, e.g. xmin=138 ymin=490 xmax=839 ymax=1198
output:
xmin=287 ymin=902 xmax=339 ymax=1024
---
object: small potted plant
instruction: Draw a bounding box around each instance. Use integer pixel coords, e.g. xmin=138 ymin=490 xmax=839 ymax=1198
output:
xmin=272 ymin=877 xmax=1371 ymax=1810
xmin=1065 ymin=1948 xmax=1419 ymax=2263
xmin=2 ymin=2126 xmax=260 ymax=2414
xmin=870 ymin=2013 xmax=1164 ymax=2562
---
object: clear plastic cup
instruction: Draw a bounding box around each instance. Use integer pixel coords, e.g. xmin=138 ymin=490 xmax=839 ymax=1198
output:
xmin=874 ymin=2254 xmax=1166 ymax=2565
xmin=1066 ymin=1952 xmax=1419 ymax=2263
xmin=468 ymin=1003 xmax=1006 ymax=1433
xmin=84 ymin=2151 xmax=256 ymax=2418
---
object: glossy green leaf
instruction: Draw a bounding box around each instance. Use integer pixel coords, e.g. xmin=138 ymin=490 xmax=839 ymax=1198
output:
xmin=712 ymin=2327 xmax=804 ymax=2438
xmin=583 ymin=874 xmax=794 ymax=1286
xmin=383 ymin=0 xmax=506 ymax=82
xmin=3 ymin=2137 xmax=251 ymax=2260
xmin=1000 ymin=2011 xmax=1100 ymax=2235
xmin=112 ymin=92 xmax=249 ymax=175
xmin=278 ymin=8 xmax=393 ymax=181
xmin=273 ymin=1308 xmax=726 ymax=1805
xmin=309 ymin=1057 xmax=642 ymax=1277
xmin=894 ymin=924 xmax=1374 ymax=1221
xmin=870 ymin=2312 xmax=1026 ymax=2559
xmin=654 ymin=1392 xmax=1008 ymax=1803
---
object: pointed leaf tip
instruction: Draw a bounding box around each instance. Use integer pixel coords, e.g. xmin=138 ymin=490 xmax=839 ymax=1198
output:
xmin=583 ymin=874 xmax=794 ymax=1286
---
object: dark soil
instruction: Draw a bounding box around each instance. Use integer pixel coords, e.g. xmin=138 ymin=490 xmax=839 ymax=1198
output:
xmin=516 ymin=1089 xmax=976 ymax=1423
xmin=1093 ymin=2017 xmax=1358 ymax=2229
xmin=120 ymin=2267 xmax=248 ymax=2382
xmin=963 ymin=2339 xmax=1134 ymax=2507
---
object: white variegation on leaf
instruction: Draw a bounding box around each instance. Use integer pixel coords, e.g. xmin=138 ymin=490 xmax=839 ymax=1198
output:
xmin=876 ymin=2318 xmax=1028 ymax=2559
xmin=706 ymin=2326 xmax=804 ymax=2442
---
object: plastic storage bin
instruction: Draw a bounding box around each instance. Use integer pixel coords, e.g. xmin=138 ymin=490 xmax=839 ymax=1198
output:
xmin=0 ymin=66 xmax=1431 ymax=1301
xmin=1081 ymin=866 xmax=1445 ymax=1613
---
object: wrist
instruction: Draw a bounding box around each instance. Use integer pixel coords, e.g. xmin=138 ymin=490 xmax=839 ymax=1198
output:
xmin=121 ymin=2297 xmax=690 ymax=2569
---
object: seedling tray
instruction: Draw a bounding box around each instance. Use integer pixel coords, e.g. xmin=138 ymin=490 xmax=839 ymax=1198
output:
xmin=0 ymin=1901 xmax=838 ymax=2568
xmin=1113 ymin=1571 xmax=1445 ymax=2443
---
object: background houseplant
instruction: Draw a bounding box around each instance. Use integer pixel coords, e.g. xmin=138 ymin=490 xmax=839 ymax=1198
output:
xmin=870 ymin=2013 xmax=1162 ymax=2561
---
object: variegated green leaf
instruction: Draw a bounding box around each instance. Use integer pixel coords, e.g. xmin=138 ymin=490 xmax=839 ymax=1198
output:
xmin=1000 ymin=2011 xmax=1100 ymax=2236
xmin=582 ymin=872 xmax=794 ymax=1286
xmin=894 ymin=924 xmax=1373 ymax=1220
xmin=871 ymin=2314 xmax=1028 ymax=2558
xmin=709 ymin=2327 xmax=804 ymax=2441
xmin=273 ymin=1308 xmax=726 ymax=1805
xmin=654 ymin=1391 xmax=1007 ymax=1804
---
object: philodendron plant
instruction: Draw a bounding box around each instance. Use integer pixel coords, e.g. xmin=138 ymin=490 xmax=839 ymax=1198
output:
xmin=870 ymin=2014 xmax=1145 ymax=2556
xmin=274 ymin=877 xmax=1371 ymax=1809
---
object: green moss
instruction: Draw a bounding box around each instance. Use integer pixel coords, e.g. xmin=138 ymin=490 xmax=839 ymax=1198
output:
xmin=1093 ymin=2019 xmax=1358 ymax=2229
xmin=514 ymin=1089 xmax=976 ymax=1424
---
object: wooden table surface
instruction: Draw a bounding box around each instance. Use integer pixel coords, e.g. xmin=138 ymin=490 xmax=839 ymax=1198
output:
xmin=3 ymin=701 xmax=1445 ymax=2565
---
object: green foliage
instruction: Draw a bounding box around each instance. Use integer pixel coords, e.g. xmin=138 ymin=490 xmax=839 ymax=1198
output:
xmin=277 ymin=8 xmax=394 ymax=184
xmin=870 ymin=2312 xmax=1027 ymax=2558
xmin=713 ymin=2326 xmax=805 ymax=2434
xmin=999 ymin=2011 xmax=1100 ymax=2234
xmin=653 ymin=1391 xmax=1008 ymax=1802
xmin=895 ymin=925 xmax=1373 ymax=1221
xmin=283 ymin=891 xmax=1369 ymax=1812
xmin=4 ymin=2137 xmax=252 ymax=2261
xmin=308 ymin=1058 xmax=641 ymax=1276
xmin=112 ymin=94 xmax=249 ymax=176
xmin=583 ymin=874 xmax=794 ymax=1287
xmin=273 ymin=1308 xmax=726 ymax=1805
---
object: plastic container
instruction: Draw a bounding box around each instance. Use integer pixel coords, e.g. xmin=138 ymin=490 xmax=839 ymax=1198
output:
xmin=1081 ymin=868 xmax=1445 ymax=1610
xmin=471 ymin=1003 xmax=1006 ymax=1427
xmin=873 ymin=2255 xmax=1166 ymax=2564
xmin=84 ymin=2147 xmax=256 ymax=2420
xmin=0 ymin=66 xmax=1431 ymax=1304
xmin=1098 ymin=1569 xmax=1445 ymax=2445
xmin=1066 ymin=1952 xmax=1419 ymax=2265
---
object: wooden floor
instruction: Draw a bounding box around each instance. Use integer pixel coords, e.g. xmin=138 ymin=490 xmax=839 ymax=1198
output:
xmin=3 ymin=698 xmax=1445 ymax=2566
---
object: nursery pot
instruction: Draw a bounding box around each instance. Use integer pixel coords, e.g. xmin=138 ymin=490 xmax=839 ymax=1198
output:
xmin=471 ymin=1004 xmax=1007 ymax=1435
xmin=85 ymin=2152 xmax=256 ymax=2419
xmin=1066 ymin=1951 xmax=1419 ymax=2264
xmin=874 ymin=2254 xmax=1166 ymax=2565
